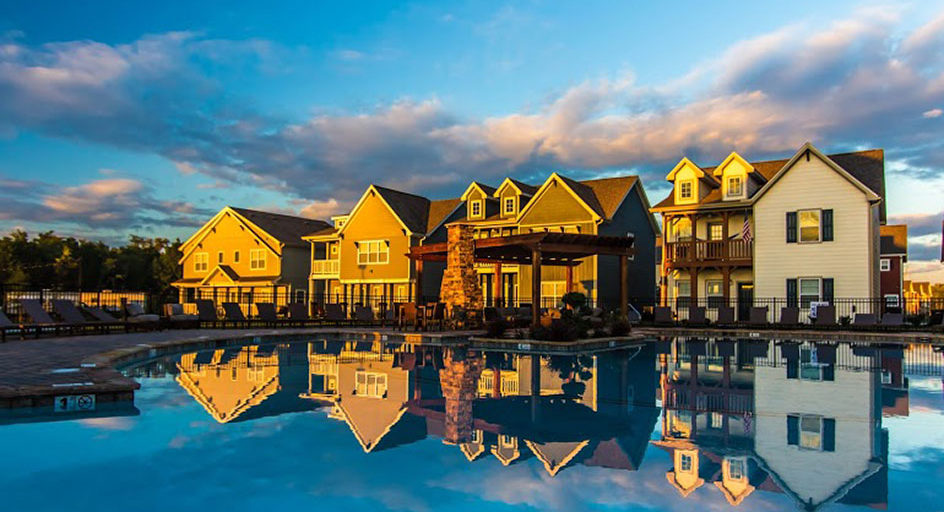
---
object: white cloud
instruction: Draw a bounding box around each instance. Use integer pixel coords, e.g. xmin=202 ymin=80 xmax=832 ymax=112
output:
xmin=924 ymin=108 xmax=943 ymax=118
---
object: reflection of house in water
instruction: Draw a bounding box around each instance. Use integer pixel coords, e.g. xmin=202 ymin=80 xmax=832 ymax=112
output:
xmin=302 ymin=340 xmax=659 ymax=476
xmin=176 ymin=343 xmax=316 ymax=423
xmin=654 ymin=338 xmax=889 ymax=510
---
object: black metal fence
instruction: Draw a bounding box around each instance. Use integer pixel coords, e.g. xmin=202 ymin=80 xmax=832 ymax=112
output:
xmin=0 ymin=283 xmax=151 ymax=322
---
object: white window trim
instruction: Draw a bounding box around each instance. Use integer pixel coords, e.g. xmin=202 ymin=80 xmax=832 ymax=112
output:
xmin=355 ymin=371 xmax=388 ymax=398
xmin=725 ymin=175 xmax=746 ymax=200
xmin=880 ymin=258 xmax=891 ymax=272
xmin=798 ymin=414 xmax=824 ymax=451
xmin=677 ymin=180 xmax=694 ymax=201
xmin=798 ymin=208 xmax=822 ymax=244
xmin=798 ymin=277 xmax=821 ymax=307
xmin=356 ymin=239 xmax=390 ymax=265
xmin=249 ymin=249 xmax=267 ymax=270
xmin=884 ymin=294 xmax=900 ymax=307
xmin=470 ymin=200 xmax=483 ymax=218
xmin=194 ymin=252 xmax=209 ymax=272
xmin=503 ymin=196 xmax=516 ymax=215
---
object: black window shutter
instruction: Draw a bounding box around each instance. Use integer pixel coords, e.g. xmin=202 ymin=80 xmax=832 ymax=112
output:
xmin=786 ymin=279 xmax=798 ymax=308
xmin=787 ymin=415 xmax=799 ymax=445
xmin=787 ymin=359 xmax=799 ymax=379
xmin=823 ymin=278 xmax=834 ymax=303
xmin=786 ymin=212 xmax=797 ymax=243
xmin=822 ymin=209 xmax=834 ymax=241
xmin=822 ymin=418 xmax=836 ymax=451
xmin=822 ymin=364 xmax=834 ymax=381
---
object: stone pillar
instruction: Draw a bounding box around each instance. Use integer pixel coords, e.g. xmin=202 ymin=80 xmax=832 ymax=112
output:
xmin=440 ymin=224 xmax=484 ymax=314
xmin=439 ymin=348 xmax=484 ymax=444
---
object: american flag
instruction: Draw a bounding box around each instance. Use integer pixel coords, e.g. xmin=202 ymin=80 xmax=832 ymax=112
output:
xmin=741 ymin=216 xmax=753 ymax=243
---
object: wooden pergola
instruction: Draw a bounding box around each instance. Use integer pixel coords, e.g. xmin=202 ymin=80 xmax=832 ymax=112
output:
xmin=408 ymin=232 xmax=635 ymax=325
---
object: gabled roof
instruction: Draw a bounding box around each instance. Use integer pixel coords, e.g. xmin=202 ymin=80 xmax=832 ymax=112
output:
xmin=460 ymin=181 xmax=497 ymax=201
xmin=426 ymin=198 xmax=463 ymax=233
xmin=230 ymin=207 xmax=331 ymax=248
xmin=372 ymin=186 xmax=432 ymax=235
xmin=880 ymin=224 xmax=908 ymax=257
xmin=494 ymin=177 xmax=539 ymax=197
xmin=579 ymin=176 xmax=641 ymax=220
xmin=199 ymin=264 xmax=239 ymax=286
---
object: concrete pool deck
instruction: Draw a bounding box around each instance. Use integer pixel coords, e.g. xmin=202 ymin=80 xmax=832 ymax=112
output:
xmin=0 ymin=325 xmax=940 ymax=410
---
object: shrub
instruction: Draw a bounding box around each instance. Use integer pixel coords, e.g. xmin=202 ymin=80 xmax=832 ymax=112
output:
xmin=608 ymin=317 xmax=631 ymax=337
xmin=561 ymin=292 xmax=588 ymax=310
xmin=485 ymin=318 xmax=510 ymax=338
xmin=528 ymin=317 xmax=585 ymax=342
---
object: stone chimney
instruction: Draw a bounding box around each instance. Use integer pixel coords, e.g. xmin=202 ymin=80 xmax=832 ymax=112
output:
xmin=439 ymin=348 xmax=484 ymax=444
xmin=439 ymin=224 xmax=483 ymax=314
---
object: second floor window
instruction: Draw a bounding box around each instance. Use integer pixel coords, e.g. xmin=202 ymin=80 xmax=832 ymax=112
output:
xmin=357 ymin=240 xmax=389 ymax=264
xmin=471 ymin=200 xmax=483 ymax=217
xmin=880 ymin=258 xmax=890 ymax=272
xmin=218 ymin=251 xmax=224 ymax=263
xmin=193 ymin=252 xmax=208 ymax=272
xmin=678 ymin=180 xmax=693 ymax=200
xmin=799 ymin=209 xmax=821 ymax=242
xmin=355 ymin=371 xmax=387 ymax=398
xmin=250 ymin=249 xmax=266 ymax=270
xmin=504 ymin=197 xmax=515 ymax=215
xmin=233 ymin=251 xmax=240 ymax=263
xmin=726 ymin=176 xmax=743 ymax=198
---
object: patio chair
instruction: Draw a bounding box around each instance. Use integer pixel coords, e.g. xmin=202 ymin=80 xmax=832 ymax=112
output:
xmin=426 ymin=302 xmax=446 ymax=331
xmin=222 ymin=302 xmax=252 ymax=327
xmin=163 ymin=303 xmax=199 ymax=327
xmin=51 ymin=299 xmax=104 ymax=334
xmin=354 ymin=305 xmax=375 ymax=325
xmin=813 ymin=305 xmax=837 ymax=327
xmin=194 ymin=299 xmax=221 ymax=327
xmin=716 ymin=306 xmax=735 ymax=326
xmin=498 ymin=307 xmax=516 ymax=323
xmin=779 ymin=307 xmax=800 ymax=327
xmin=79 ymin=305 xmax=130 ymax=333
xmin=125 ymin=302 xmax=160 ymax=329
xmin=399 ymin=303 xmax=419 ymax=331
xmin=19 ymin=299 xmax=69 ymax=337
xmin=749 ymin=307 xmax=769 ymax=327
xmin=686 ymin=306 xmax=707 ymax=326
xmin=483 ymin=307 xmax=500 ymax=323
xmin=653 ymin=306 xmax=674 ymax=326
xmin=880 ymin=312 xmax=903 ymax=329
xmin=514 ymin=306 xmax=533 ymax=327
xmin=852 ymin=313 xmax=877 ymax=327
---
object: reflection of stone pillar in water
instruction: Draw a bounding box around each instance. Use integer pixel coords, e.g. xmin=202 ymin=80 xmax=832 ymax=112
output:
xmin=531 ymin=355 xmax=541 ymax=423
xmin=440 ymin=348 xmax=484 ymax=444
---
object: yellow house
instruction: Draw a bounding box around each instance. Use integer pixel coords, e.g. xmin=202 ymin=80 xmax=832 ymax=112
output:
xmin=651 ymin=143 xmax=885 ymax=321
xmin=174 ymin=206 xmax=329 ymax=308
xmin=306 ymin=173 xmax=658 ymax=310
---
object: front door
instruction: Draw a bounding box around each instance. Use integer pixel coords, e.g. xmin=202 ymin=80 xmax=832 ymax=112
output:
xmin=502 ymin=274 xmax=517 ymax=307
xmin=737 ymin=283 xmax=754 ymax=321
xmin=479 ymin=273 xmax=493 ymax=306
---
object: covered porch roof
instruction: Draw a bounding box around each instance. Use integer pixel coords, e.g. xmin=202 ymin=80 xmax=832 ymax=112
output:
xmin=408 ymin=232 xmax=635 ymax=265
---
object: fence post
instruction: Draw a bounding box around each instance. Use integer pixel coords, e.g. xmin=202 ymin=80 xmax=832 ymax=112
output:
xmin=120 ymin=297 xmax=128 ymax=320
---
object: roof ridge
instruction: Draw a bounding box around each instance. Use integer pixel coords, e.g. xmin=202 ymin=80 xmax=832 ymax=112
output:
xmin=230 ymin=206 xmax=326 ymax=223
xmin=372 ymin=184 xmax=432 ymax=202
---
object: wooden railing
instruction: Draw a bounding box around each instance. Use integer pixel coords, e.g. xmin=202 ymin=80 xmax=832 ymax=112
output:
xmin=311 ymin=259 xmax=340 ymax=276
xmin=665 ymin=239 xmax=752 ymax=265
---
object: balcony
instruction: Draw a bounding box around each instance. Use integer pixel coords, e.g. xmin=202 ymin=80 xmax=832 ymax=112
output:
xmin=311 ymin=259 xmax=339 ymax=277
xmin=665 ymin=239 xmax=752 ymax=268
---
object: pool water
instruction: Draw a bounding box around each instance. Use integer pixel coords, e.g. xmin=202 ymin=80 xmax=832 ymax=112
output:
xmin=1 ymin=337 xmax=942 ymax=511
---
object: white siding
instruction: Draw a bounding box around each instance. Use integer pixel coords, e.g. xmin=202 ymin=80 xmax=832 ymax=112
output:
xmin=753 ymin=154 xmax=878 ymax=299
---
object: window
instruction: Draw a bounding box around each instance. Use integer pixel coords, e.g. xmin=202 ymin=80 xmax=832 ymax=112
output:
xmin=470 ymin=200 xmax=482 ymax=217
xmin=678 ymin=180 xmax=694 ymax=200
xmin=799 ymin=209 xmax=821 ymax=242
xmin=330 ymin=244 xmax=338 ymax=256
xmin=249 ymin=249 xmax=266 ymax=270
xmin=881 ymin=370 xmax=892 ymax=385
xmin=194 ymin=252 xmax=209 ymax=272
xmin=880 ymin=258 xmax=890 ymax=272
xmin=355 ymin=371 xmax=387 ymax=398
xmin=706 ymin=280 xmax=724 ymax=308
xmin=799 ymin=278 xmax=820 ymax=308
xmin=680 ymin=453 xmax=693 ymax=472
xmin=726 ymin=176 xmax=743 ymax=198
xmin=675 ymin=218 xmax=692 ymax=241
xmin=503 ymin=197 xmax=515 ymax=215
xmin=676 ymin=280 xmax=691 ymax=309
xmin=728 ymin=458 xmax=745 ymax=480
xmin=541 ymin=281 xmax=567 ymax=306
xmin=884 ymin=294 xmax=900 ymax=308
xmin=217 ymin=251 xmax=224 ymax=263
xmin=800 ymin=347 xmax=826 ymax=380
xmin=295 ymin=289 xmax=306 ymax=303
xmin=357 ymin=240 xmax=389 ymax=265
xmin=708 ymin=222 xmax=723 ymax=241
xmin=710 ymin=412 xmax=723 ymax=429
xmin=233 ymin=251 xmax=240 ymax=263
xmin=500 ymin=435 xmax=516 ymax=448
xmin=800 ymin=415 xmax=823 ymax=450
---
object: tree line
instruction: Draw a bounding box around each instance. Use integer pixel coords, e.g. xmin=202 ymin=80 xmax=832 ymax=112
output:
xmin=0 ymin=230 xmax=182 ymax=301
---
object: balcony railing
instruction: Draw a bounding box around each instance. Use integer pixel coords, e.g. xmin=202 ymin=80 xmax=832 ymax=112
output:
xmin=665 ymin=239 xmax=752 ymax=266
xmin=311 ymin=259 xmax=340 ymax=276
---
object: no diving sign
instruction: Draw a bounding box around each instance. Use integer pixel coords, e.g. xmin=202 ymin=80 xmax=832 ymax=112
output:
xmin=54 ymin=394 xmax=96 ymax=413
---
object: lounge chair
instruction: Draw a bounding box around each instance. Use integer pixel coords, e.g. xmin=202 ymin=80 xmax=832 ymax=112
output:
xmin=125 ymin=302 xmax=160 ymax=328
xmin=514 ymin=306 xmax=532 ymax=326
xmin=325 ymin=303 xmax=350 ymax=326
xmin=19 ymin=299 xmax=69 ymax=336
xmin=163 ymin=303 xmax=199 ymax=327
xmin=399 ymin=303 xmax=419 ymax=331
xmin=653 ymin=306 xmax=674 ymax=326
xmin=498 ymin=307 xmax=516 ymax=323
xmin=255 ymin=302 xmax=280 ymax=326
xmin=0 ymin=309 xmax=33 ymax=341
xmin=194 ymin=299 xmax=221 ymax=327
xmin=779 ymin=307 xmax=799 ymax=327
xmin=716 ymin=306 xmax=735 ymax=327
xmin=852 ymin=313 xmax=877 ymax=327
xmin=686 ymin=306 xmax=707 ymax=326
xmin=813 ymin=305 xmax=837 ymax=327
xmin=880 ymin=312 xmax=903 ymax=329
xmin=745 ymin=307 xmax=767 ymax=327
xmin=354 ymin=305 xmax=375 ymax=325
xmin=51 ymin=299 xmax=104 ymax=334
xmin=287 ymin=302 xmax=311 ymax=325
xmin=483 ymin=307 xmax=500 ymax=323
xmin=222 ymin=302 xmax=252 ymax=327
xmin=81 ymin=305 xmax=130 ymax=333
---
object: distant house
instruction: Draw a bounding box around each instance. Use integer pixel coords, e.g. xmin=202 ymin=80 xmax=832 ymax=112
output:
xmin=174 ymin=207 xmax=329 ymax=308
xmin=879 ymin=224 xmax=908 ymax=309
xmin=651 ymin=143 xmax=886 ymax=321
xmin=902 ymin=280 xmax=933 ymax=315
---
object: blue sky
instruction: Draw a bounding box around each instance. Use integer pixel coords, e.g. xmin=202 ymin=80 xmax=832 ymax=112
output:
xmin=0 ymin=1 xmax=942 ymax=275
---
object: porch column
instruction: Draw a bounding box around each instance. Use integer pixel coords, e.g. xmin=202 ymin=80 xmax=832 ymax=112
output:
xmin=492 ymin=359 xmax=502 ymax=399
xmin=414 ymin=258 xmax=424 ymax=304
xmin=690 ymin=268 xmax=698 ymax=303
xmin=565 ymin=264 xmax=574 ymax=294
xmin=722 ymin=211 xmax=730 ymax=261
xmin=531 ymin=247 xmax=542 ymax=327
xmin=493 ymin=262 xmax=503 ymax=307
xmin=530 ymin=355 xmax=541 ymax=422
xmin=619 ymin=254 xmax=629 ymax=319
xmin=722 ymin=267 xmax=731 ymax=303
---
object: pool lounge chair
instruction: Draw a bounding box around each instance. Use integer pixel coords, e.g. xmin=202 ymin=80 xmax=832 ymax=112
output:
xmin=194 ymin=300 xmax=221 ymax=328
xmin=716 ymin=306 xmax=735 ymax=327
xmin=813 ymin=305 xmax=837 ymax=327
xmin=852 ymin=313 xmax=877 ymax=327
xmin=779 ymin=307 xmax=800 ymax=327
xmin=354 ymin=305 xmax=375 ymax=325
xmin=163 ymin=303 xmax=199 ymax=327
xmin=686 ymin=306 xmax=707 ymax=326
xmin=749 ymin=307 xmax=769 ymax=327
xmin=255 ymin=302 xmax=281 ymax=326
xmin=483 ymin=307 xmax=500 ymax=323
xmin=0 ymin=310 xmax=35 ymax=341
xmin=222 ymin=302 xmax=254 ymax=328
xmin=125 ymin=302 xmax=160 ymax=329
xmin=19 ymin=299 xmax=71 ymax=337
xmin=324 ymin=303 xmax=350 ymax=326
xmin=653 ymin=307 xmax=674 ymax=326
xmin=879 ymin=312 xmax=903 ymax=329
xmin=287 ymin=302 xmax=312 ymax=325
xmin=51 ymin=299 xmax=106 ymax=334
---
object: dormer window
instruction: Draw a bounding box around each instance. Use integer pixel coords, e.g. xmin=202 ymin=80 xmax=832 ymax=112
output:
xmin=678 ymin=180 xmax=694 ymax=200
xmin=726 ymin=176 xmax=743 ymax=199
xmin=503 ymin=197 xmax=515 ymax=215
xmin=470 ymin=200 xmax=483 ymax=218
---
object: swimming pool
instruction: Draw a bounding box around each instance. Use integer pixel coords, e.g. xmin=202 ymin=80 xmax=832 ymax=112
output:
xmin=1 ymin=336 xmax=942 ymax=511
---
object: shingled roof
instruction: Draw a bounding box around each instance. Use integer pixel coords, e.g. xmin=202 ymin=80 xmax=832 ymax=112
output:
xmin=427 ymin=198 xmax=462 ymax=233
xmin=652 ymin=148 xmax=886 ymax=220
xmin=579 ymin=176 xmax=640 ymax=220
xmin=230 ymin=207 xmax=331 ymax=248
xmin=373 ymin=186 xmax=432 ymax=234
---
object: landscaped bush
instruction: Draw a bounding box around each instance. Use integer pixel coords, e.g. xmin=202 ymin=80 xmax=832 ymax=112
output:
xmin=607 ymin=316 xmax=631 ymax=337
xmin=529 ymin=316 xmax=585 ymax=341
xmin=561 ymin=292 xmax=588 ymax=311
xmin=485 ymin=318 xmax=511 ymax=338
